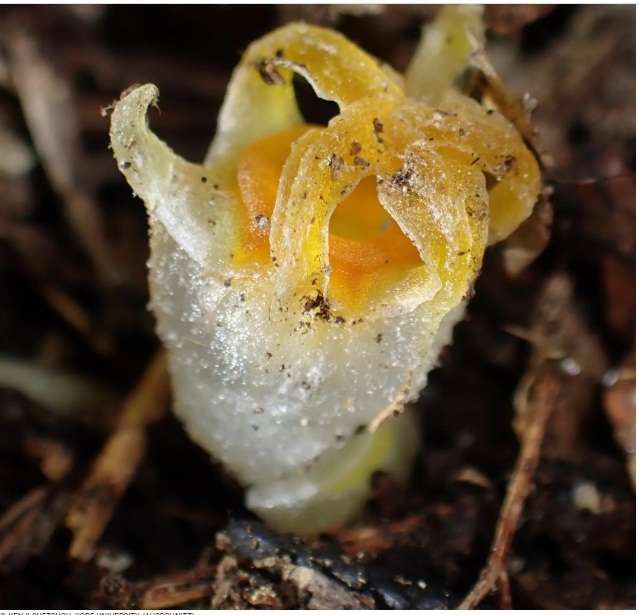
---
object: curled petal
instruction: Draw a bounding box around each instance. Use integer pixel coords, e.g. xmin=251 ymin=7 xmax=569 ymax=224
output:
xmin=270 ymin=93 xmax=539 ymax=316
xmin=206 ymin=23 xmax=403 ymax=168
xmin=110 ymin=85 xmax=237 ymax=274
xmin=405 ymin=4 xmax=485 ymax=101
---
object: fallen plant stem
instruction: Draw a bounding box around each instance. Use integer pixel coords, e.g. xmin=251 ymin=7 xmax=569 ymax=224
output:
xmin=457 ymin=273 xmax=598 ymax=609
xmin=0 ymin=484 xmax=72 ymax=573
xmin=65 ymin=349 xmax=169 ymax=561
xmin=7 ymin=30 xmax=122 ymax=285
xmin=99 ymin=563 xmax=216 ymax=609
xmin=457 ymin=368 xmax=562 ymax=609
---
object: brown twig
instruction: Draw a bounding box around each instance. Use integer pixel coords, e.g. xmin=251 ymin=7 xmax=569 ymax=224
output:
xmin=98 ymin=563 xmax=215 ymax=609
xmin=458 ymin=272 xmax=605 ymax=609
xmin=65 ymin=349 xmax=169 ymax=561
xmin=457 ymin=369 xmax=562 ymax=609
xmin=6 ymin=30 xmax=123 ymax=285
xmin=0 ymin=485 xmax=72 ymax=574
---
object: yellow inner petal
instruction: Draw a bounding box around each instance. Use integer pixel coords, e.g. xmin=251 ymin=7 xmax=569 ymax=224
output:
xmin=234 ymin=125 xmax=423 ymax=308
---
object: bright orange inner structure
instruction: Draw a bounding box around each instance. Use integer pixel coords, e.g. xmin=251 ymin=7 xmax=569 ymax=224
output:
xmin=234 ymin=125 xmax=423 ymax=308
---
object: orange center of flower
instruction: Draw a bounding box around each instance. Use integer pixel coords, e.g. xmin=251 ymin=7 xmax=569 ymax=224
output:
xmin=234 ymin=125 xmax=422 ymax=310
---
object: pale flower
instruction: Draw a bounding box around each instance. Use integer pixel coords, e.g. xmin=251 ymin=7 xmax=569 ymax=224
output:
xmin=110 ymin=6 xmax=541 ymax=533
